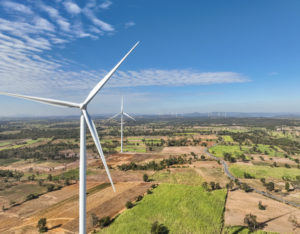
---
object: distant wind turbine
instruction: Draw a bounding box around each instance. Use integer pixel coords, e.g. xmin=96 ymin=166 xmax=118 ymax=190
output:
xmin=107 ymin=96 xmax=136 ymax=153
xmin=0 ymin=42 xmax=139 ymax=234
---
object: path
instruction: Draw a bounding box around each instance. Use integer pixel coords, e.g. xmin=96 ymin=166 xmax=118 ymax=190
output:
xmin=204 ymin=137 xmax=300 ymax=208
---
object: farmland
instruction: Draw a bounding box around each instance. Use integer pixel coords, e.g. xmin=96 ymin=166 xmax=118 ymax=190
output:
xmin=101 ymin=184 xmax=227 ymax=234
xmin=0 ymin=116 xmax=300 ymax=233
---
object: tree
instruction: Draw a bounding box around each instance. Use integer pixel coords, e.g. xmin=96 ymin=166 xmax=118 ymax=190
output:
xmin=201 ymin=155 xmax=205 ymax=160
xmin=260 ymin=178 xmax=266 ymax=185
xmin=47 ymin=184 xmax=54 ymax=192
xmin=226 ymin=183 xmax=229 ymax=189
xmin=38 ymin=179 xmax=43 ymax=187
xmin=91 ymin=213 xmax=98 ymax=227
xmin=37 ymin=218 xmax=47 ymax=233
xmin=273 ymin=162 xmax=277 ymax=167
xmin=244 ymin=213 xmax=258 ymax=231
xmin=210 ymin=182 xmax=215 ymax=190
xmin=151 ymin=221 xmax=168 ymax=234
xmin=234 ymin=178 xmax=239 ymax=186
xmin=285 ymin=182 xmax=290 ymax=191
xmin=99 ymin=216 xmax=111 ymax=228
xmin=26 ymin=194 xmax=35 ymax=200
xmin=147 ymin=189 xmax=152 ymax=194
xmin=258 ymin=201 xmax=266 ymax=210
xmin=143 ymin=174 xmax=148 ymax=182
xmin=149 ymin=147 xmax=152 ymax=151
xmin=266 ymin=182 xmax=274 ymax=191
xmin=125 ymin=201 xmax=134 ymax=209
xmin=202 ymin=182 xmax=208 ymax=191
xmin=216 ymin=183 xmax=221 ymax=190
xmin=229 ymin=180 xmax=234 ymax=190
xmin=242 ymin=183 xmax=250 ymax=192
xmin=64 ymin=178 xmax=70 ymax=186
xmin=47 ymin=174 xmax=52 ymax=181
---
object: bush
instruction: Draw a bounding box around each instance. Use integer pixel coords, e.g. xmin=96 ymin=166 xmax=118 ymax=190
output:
xmin=258 ymin=201 xmax=266 ymax=210
xmin=26 ymin=194 xmax=35 ymax=200
xmin=216 ymin=183 xmax=221 ymax=190
xmin=151 ymin=184 xmax=156 ymax=189
xmin=99 ymin=216 xmax=111 ymax=228
xmin=9 ymin=200 xmax=15 ymax=205
xmin=285 ymin=182 xmax=290 ymax=191
xmin=135 ymin=195 xmax=143 ymax=202
xmin=46 ymin=184 xmax=54 ymax=192
xmin=37 ymin=218 xmax=47 ymax=233
xmin=125 ymin=201 xmax=134 ymax=209
xmin=147 ymin=189 xmax=152 ymax=194
xmin=143 ymin=174 xmax=148 ymax=182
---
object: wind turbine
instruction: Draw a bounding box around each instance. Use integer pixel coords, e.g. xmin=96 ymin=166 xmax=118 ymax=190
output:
xmin=107 ymin=96 xmax=135 ymax=153
xmin=0 ymin=42 xmax=139 ymax=234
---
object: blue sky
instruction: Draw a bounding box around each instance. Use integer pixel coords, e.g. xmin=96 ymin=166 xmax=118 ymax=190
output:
xmin=0 ymin=0 xmax=300 ymax=116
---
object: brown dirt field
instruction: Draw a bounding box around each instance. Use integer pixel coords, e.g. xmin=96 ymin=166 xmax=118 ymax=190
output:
xmin=87 ymin=169 xmax=156 ymax=183
xmin=62 ymin=183 xmax=152 ymax=233
xmin=198 ymin=135 xmax=218 ymax=139
xmin=0 ymin=182 xmax=99 ymax=233
xmin=192 ymin=161 xmax=222 ymax=168
xmin=161 ymin=146 xmax=206 ymax=155
xmin=195 ymin=167 xmax=229 ymax=187
xmin=16 ymin=182 xmax=141 ymax=233
xmin=225 ymin=190 xmax=300 ymax=234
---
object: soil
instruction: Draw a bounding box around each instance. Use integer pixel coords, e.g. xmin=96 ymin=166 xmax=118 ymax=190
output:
xmin=225 ymin=190 xmax=300 ymax=234
xmin=161 ymin=146 xmax=206 ymax=155
xmin=192 ymin=161 xmax=222 ymax=168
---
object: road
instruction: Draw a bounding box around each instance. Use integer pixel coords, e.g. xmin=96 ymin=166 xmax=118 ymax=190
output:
xmin=204 ymin=138 xmax=300 ymax=208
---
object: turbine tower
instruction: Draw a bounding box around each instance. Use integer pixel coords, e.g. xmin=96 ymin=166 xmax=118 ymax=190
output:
xmin=108 ymin=96 xmax=136 ymax=153
xmin=0 ymin=42 xmax=139 ymax=234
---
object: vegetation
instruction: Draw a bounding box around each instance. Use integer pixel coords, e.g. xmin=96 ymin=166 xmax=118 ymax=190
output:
xmin=101 ymin=184 xmax=227 ymax=234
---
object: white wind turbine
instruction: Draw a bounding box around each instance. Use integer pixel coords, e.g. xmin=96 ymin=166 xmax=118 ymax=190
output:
xmin=0 ymin=42 xmax=139 ymax=234
xmin=108 ymin=96 xmax=136 ymax=153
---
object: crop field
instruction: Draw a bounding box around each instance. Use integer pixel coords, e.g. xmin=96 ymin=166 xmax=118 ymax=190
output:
xmin=223 ymin=136 xmax=234 ymax=141
xmin=229 ymin=164 xmax=300 ymax=180
xmin=101 ymin=184 xmax=227 ymax=234
xmin=151 ymin=168 xmax=204 ymax=186
xmin=0 ymin=138 xmax=52 ymax=151
xmin=161 ymin=146 xmax=205 ymax=154
xmin=210 ymin=145 xmax=249 ymax=158
xmin=0 ymin=158 xmax=19 ymax=166
xmin=116 ymin=147 xmax=147 ymax=153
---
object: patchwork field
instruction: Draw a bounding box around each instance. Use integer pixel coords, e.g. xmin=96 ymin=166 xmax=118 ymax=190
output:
xmin=161 ymin=146 xmax=206 ymax=154
xmin=225 ymin=190 xmax=300 ymax=234
xmin=229 ymin=164 xmax=300 ymax=180
xmin=101 ymin=184 xmax=227 ymax=234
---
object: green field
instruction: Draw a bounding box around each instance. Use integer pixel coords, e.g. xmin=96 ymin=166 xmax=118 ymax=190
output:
xmin=0 ymin=138 xmax=52 ymax=151
xmin=151 ymin=169 xmax=204 ymax=186
xmin=223 ymin=225 xmax=279 ymax=234
xmin=101 ymin=184 xmax=227 ymax=234
xmin=0 ymin=141 xmax=12 ymax=147
xmin=223 ymin=136 xmax=234 ymax=142
xmin=53 ymin=168 xmax=97 ymax=180
xmin=127 ymin=137 xmax=144 ymax=140
xmin=116 ymin=147 xmax=147 ymax=153
xmin=230 ymin=164 xmax=300 ymax=180
xmin=210 ymin=145 xmax=249 ymax=158
xmin=0 ymin=158 xmax=20 ymax=166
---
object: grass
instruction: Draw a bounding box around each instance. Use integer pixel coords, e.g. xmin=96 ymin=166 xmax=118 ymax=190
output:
xmin=210 ymin=145 xmax=249 ymax=158
xmin=0 ymin=158 xmax=20 ymax=166
xmin=0 ymin=141 xmax=12 ymax=147
xmin=127 ymin=137 xmax=144 ymax=140
xmin=0 ymin=138 xmax=52 ymax=151
xmin=116 ymin=147 xmax=147 ymax=153
xmin=101 ymin=184 xmax=227 ymax=234
xmin=223 ymin=136 xmax=234 ymax=142
xmin=53 ymin=168 xmax=96 ymax=180
xmin=252 ymin=144 xmax=285 ymax=157
xmin=229 ymin=164 xmax=300 ymax=180
xmin=150 ymin=169 xmax=204 ymax=186
xmin=223 ymin=225 xmax=279 ymax=234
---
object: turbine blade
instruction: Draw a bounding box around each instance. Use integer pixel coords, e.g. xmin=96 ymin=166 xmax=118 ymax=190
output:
xmin=0 ymin=92 xmax=80 ymax=108
xmin=124 ymin=112 xmax=136 ymax=121
xmin=107 ymin=112 xmax=121 ymax=121
xmin=82 ymin=110 xmax=115 ymax=192
xmin=83 ymin=42 xmax=139 ymax=106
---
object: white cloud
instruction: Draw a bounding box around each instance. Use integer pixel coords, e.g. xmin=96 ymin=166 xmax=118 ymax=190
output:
xmin=125 ymin=21 xmax=135 ymax=28
xmin=98 ymin=0 xmax=112 ymax=9
xmin=63 ymin=1 xmax=81 ymax=14
xmin=82 ymin=8 xmax=114 ymax=31
xmin=39 ymin=4 xmax=71 ymax=32
xmin=2 ymin=1 xmax=33 ymax=14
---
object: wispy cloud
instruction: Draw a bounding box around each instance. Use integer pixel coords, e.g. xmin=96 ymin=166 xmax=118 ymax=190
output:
xmin=82 ymin=7 xmax=114 ymax=31
xmin=63 ymin=0 xmax=81 ymax=14
xmin=98 ymin=0 xmax=112 ymax=10
xmin=1 ymin=1 xmax=33 ymax=14
xmin=125 ymin=21 xmax=135 ymax=28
